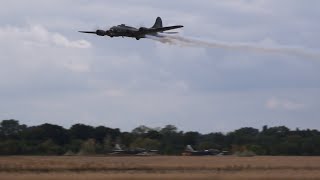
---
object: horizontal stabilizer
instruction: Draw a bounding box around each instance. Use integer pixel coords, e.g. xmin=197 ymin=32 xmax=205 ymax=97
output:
xmin=156 ymin=25 xmax=184 ymax=32
xmin=162 ymin=32 xmax=179 ymax=34
xmin=140 ymin=25 xmax=184 ymax=35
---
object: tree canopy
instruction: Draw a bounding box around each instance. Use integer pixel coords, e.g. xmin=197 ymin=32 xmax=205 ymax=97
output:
xmin=0 ymin=119 xmax=320 ymax=156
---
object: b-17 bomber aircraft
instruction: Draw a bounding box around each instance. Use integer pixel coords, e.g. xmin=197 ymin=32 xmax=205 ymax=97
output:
xmin=79 ymin=17 xmax=183 ymax=40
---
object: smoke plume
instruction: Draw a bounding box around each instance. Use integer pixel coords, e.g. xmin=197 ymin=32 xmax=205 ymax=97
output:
xmin=146 ymin=34 xmax=320 ymax=60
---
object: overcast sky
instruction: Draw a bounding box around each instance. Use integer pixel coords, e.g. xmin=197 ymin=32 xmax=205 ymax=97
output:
xmin=0 ymin=0 xmax=319 ymax=133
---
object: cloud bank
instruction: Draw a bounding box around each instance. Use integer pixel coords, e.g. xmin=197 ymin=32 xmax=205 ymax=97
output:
xmin=0 ymin=25 xmax=91 ymax=49
xmin=266 ymin=97 xmax=305 ymax=111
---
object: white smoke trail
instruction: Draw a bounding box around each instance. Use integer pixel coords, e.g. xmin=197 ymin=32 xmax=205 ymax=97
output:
xmin=146 ymin=35 xmax=320 ymax=60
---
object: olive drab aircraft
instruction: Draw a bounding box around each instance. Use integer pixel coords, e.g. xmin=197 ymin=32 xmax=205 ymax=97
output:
xmin=79 ymin=17 xmax=183 ymax=40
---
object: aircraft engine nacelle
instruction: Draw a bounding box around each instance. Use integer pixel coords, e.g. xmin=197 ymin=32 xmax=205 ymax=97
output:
xmin=96 ymin=30 xmax=106 ymax=36
xmin=139 ymin=27 xmax=148 ymax=32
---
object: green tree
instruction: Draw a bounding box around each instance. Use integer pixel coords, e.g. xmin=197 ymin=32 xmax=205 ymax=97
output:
xmin=130 ymin=138 xmax=160 ymax=150
xmin=22 ymin=124 xmax=69 ymax=145
xmin=145 ymin=130 xmax=162 ymax=140
xmin=70 ymin=124 xmax=94 ymax=140
xmin=183 ymin=131 xmax=200 ymax=146
xmin=66 ymin=139 xmax=84 ymax=153
xmin=160 ymin=125 xmax=177 ymax=134
xmin=160 ymin=125 xmax=183 ymax=154
xmin=0 ymin=140 xmax=20 ymax=155
xmin=38 ymin=139 xmax=63 ymax=155
xmin=102 ymin=135 xmax=113 ymax=153
xmin=0 ymin=119 xmax=26 ymax=138
xmin=78 ymin=139 xmax=96 ymax=155
xmin=132 ymin=125 xmax=152 ymax=134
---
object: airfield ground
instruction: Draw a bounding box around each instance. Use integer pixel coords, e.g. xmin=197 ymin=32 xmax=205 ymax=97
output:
xmin=0 ymin=156 xmax=320 ymax=180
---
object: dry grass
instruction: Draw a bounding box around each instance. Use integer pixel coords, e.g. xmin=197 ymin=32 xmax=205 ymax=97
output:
xmin=0 ymin=156 xmax=320 ymax=179
xmin=1 ymin=171 xmax=320 ymax=180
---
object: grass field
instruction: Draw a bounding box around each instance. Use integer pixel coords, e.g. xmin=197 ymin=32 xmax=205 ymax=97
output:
xmin=0 ymin=156 xmax=320 ymax=179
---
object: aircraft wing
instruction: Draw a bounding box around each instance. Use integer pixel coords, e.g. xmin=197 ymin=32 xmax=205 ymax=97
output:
xmin=78 ymin=31 xmax=97 ymax=34
xmin=142 ymin=25 xmax=183 ymax=34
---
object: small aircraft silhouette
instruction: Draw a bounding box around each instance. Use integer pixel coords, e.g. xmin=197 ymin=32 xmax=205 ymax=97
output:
xmin=182 ymin=145 xmax=220 ymax=156
xmin=79 ymin=17 xmax=183 ymax=40
xmin=109 ymin=144 xmax=158 ymax=156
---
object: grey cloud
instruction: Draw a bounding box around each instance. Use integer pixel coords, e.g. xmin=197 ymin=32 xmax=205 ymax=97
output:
xmin=0 ymin=25 xmax=91 ymax=49
xmin=266 ymin=97 xmax=305 ymax=111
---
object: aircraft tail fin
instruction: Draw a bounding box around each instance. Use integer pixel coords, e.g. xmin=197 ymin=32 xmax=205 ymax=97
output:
xmin=114 ymin=144 xmax=122 ymax=151
xmin=152 ymin=17 xmax=163 ymax=28
xmin=185 ymin=145 xmax=195 ymax=152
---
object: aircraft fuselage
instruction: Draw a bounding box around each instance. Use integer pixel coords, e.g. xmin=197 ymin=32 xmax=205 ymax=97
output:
xmin=79 ymin=17 xmax=183 ymax=40
xmin=107 ymin=24 xmax=149 ymax=40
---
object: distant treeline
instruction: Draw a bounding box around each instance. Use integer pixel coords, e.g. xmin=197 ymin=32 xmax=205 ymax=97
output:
xmin=0 ymin=119 xmax=320 ymax=156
